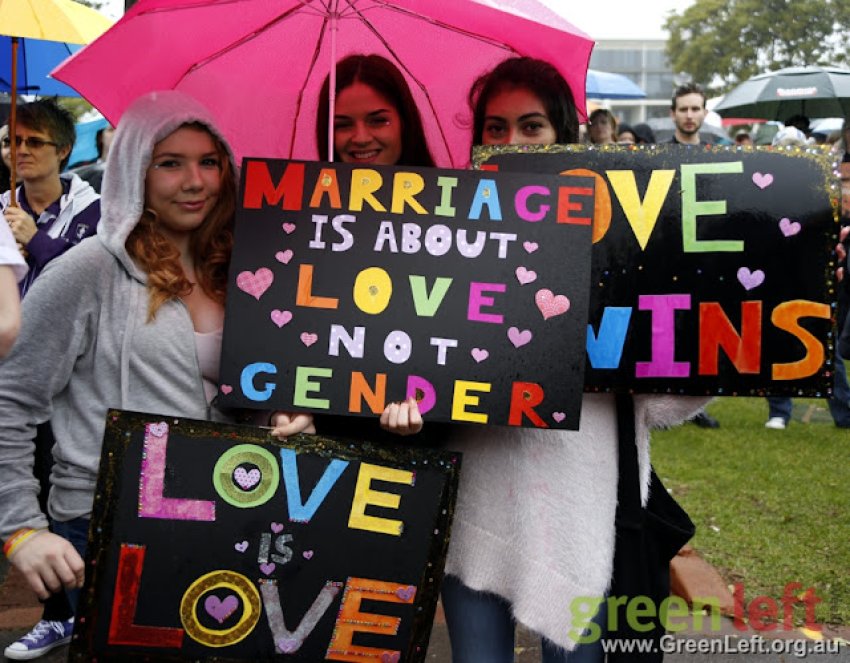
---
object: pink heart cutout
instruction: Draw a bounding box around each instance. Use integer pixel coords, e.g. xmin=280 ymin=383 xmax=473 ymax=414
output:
xmin=147 ymin=422 xmax=168 ymax=438
xmin=737 ymin=267 xmax=765 ymax=290
xmin=508 ymin=327 xmax=532 ymax=348
xmin=277 ymin=638 xmax=301 ymax=654
xmin=300 ymin=332 xmax=318 ymax=347
xmin=271 ymin=522 xmax=284 ymax=533
xmin=380 ymin=653 xmax=400 ymax=663
xmin=275 ymin=249 xmax=294 ymax=264
xmin=779 ymin=217 xmax=801 ymax=237
xmin=302 ymin=550 xmax=314 ymax=560
xmin=535 ymin=289 xmax=570 ymax=320
xmin=204 ymin=595 xmax=238 ymax=624
xmin=220 ymin=384 xmax=233 ymax=395
xmin=233 ymin=467 xmax=261 ymax=490
xmin=271 ymin=309 xmax=293 ymax=328
xmin=515 ymin=266 xmax=537 ymax=285
xmin=282 ymin=223 xmax=296 ymax=234
xmin=236 ymin=268 xmax=273 ymax=300
xmin=552 ymin=412 xmax=566 ymax=423
xmin=752 ymin=172 xmax=774 ymax=189
xmin=471 ymin=348 xmax=489 ymax=363
xmin=234 ymin=540 xmax=248 ymax=553
xmin=395 ymin=585 xmax=416 ymax=602
xmin=259 ymin=562 xmax=276 ymax=575
xmin=523 ymin=241 xmax=539 ymax=253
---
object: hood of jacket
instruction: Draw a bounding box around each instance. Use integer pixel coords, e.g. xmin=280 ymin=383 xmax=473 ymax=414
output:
xmin=98 ymin=90 xmax=236 ymax=283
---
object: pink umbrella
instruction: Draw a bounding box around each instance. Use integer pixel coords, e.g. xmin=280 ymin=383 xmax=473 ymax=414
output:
xmin=52 ymin=0 xmax=593 ymax=167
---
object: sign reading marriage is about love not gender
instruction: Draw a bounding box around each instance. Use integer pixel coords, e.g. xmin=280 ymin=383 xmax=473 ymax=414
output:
xmin=218 ymin=160 xmax=595 ymax=430
xmin=71 ymin=410 xmax=460 ymax=662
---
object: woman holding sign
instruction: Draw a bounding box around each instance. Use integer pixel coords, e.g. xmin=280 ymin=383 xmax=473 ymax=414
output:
xmin=436 ymin=57 xmax=712 ymax=663
xmin=0 ymin=91 xmax=315 ymax=660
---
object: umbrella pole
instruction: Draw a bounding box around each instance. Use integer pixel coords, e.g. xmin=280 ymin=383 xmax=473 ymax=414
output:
xmin=9 ymin=37 xmax=18 ymax=208
xmin=327 ymin=3 xmax=339 ymax=162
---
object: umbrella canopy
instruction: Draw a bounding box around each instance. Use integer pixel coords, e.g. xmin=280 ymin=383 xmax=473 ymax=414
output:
xmin=0 ymin=0 xmax=112 ymax=42
xmin=0 ymin=36 xmax=83 ymax=96
xmin=53 ymin=0 xmax=594 ymax=167
xmin=714 ymin=66 xmax=850 ymax=122
xmin=586 ymin=69 xmax=646 ymax=100
xmin=0 ymin=0 xmax=112 ymax=205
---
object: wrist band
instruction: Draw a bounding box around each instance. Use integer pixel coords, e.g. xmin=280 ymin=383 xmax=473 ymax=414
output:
xmin=3 ymin=528 xmax=46 ymax=559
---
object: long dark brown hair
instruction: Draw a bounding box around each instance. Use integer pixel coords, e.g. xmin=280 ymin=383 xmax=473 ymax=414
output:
xmin=316 ymin=54 xmax=435 ymax=167
xmin=468 ymin=57 xmax=579 ymax=146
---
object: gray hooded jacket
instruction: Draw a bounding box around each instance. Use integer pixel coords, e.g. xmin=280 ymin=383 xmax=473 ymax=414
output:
xmin=0 ymin=91 xmax=238 ymax=539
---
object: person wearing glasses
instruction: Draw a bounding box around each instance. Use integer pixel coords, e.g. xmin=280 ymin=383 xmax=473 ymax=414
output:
xmin=0 ymin=99 xmax=100 ymax=661
xmin=1 ymin=99 xmax=100 ymax=298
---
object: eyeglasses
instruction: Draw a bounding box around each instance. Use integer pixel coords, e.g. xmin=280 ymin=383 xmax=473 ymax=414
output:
xmin=1 ymin=136 xmax=59 ymax=150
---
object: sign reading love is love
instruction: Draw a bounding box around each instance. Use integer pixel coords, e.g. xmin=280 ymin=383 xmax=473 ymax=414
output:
xmin=475 ymin=144 xmax=838 ymax=396
xmin=71 ymin=411 xmax=460 ymax=662
xmin=218 ymin=160 xmax=594 ymax=430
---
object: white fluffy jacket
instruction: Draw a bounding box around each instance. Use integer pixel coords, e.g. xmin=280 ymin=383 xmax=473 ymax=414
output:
xmin=444 ymin=392 xmax=711 ymax=651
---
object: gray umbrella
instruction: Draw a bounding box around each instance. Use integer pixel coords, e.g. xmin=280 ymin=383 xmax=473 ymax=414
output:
xmin=714 ymin=65 xmax=850 ymax=121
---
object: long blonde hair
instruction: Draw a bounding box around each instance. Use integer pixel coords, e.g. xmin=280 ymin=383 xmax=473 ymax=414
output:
xmin=125 ymin=122 xmax=236 ymax=319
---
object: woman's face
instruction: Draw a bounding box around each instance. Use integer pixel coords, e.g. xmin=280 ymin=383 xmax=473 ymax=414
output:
xmin=333 ymin=82 xmax=403 ymax=166
xmin=588 ymin=113 xmax=615 ymax=144
xmin=144 ymin=126 xmax=222 ymax=244
xmin=481 ymin=87 xmax=556 ymax=146
xmin=618 ymin=130 xmax=636 ymax=145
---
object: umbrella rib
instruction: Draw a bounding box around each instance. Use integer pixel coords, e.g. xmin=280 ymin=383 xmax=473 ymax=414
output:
xmin=360 ymin=0 xmax=518 ymax=51
xmin=175 ymin=4 xmax=314 ymax=83
xmin=287 ymin=17 xmax=331 ymax=159
xmin=137 ymin=0 xmax=328 ymax=17
xmin=345 ymin=3 xmax=458 ymax=166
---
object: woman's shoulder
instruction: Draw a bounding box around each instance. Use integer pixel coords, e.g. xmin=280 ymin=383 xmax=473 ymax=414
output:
xmin=29 ymin=237 xmax=118 ymax=300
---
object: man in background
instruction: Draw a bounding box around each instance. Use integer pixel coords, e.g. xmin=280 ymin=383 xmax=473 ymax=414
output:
xmin=668 ymin=82 xmax=710 ymax=146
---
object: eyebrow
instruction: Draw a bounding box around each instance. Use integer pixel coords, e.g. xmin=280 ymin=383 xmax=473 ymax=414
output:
xmin=485 ymin=112 xmax=548 ymax=122
xmin=334 ymin=109 xmax=393 ymax=119
xmin=151 ymin=151 xmax=218 ymax=159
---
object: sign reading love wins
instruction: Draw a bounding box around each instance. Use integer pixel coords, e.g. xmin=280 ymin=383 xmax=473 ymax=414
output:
xmin=219 ymin=160 xmax=594 ymax=430
xmin=71 ymin=411 xmax=460 ymax=662
xmin=475 ymin=144 xmax=838 ymax=396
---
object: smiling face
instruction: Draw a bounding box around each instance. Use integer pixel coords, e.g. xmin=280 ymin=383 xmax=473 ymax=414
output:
xmin=144 ymin=126 xmax=222 ymax=247
xmin=333 ymin=82 xmax=403 ymax=166
xmin=480 ymin=87 xmax=556 ymax=146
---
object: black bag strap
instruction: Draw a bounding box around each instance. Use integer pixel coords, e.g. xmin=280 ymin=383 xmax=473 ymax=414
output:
xmin=615 ymin=392 xmax=642 ymax=527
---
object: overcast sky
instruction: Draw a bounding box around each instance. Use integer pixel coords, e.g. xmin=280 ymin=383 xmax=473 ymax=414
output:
xmin=538 ymin=0 xmax=695 ymax=40
xmin=101 ymin=1 xmax=697 ymax=38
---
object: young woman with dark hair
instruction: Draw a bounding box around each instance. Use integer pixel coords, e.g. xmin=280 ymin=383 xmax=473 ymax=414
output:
xmin=316 ymin=53 xmax=435 ymax=167
xmin=437 ymin=56 xmax=710 ymax=663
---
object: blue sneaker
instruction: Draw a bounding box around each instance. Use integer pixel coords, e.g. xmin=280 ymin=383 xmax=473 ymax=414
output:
xmin=3 ymin=617 xmax=74 ymax=660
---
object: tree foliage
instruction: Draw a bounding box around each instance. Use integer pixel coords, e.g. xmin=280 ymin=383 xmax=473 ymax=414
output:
xmin=665 ymin=0 xmax=850 ymax=93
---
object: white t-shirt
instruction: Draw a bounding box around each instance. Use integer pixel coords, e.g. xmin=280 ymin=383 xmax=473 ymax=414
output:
xmin=0 ymin=217 xmax=27 ymax=283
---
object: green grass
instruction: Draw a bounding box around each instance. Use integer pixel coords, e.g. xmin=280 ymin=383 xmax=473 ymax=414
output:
xmin=652 ymin=397 xmax=850 ymax=627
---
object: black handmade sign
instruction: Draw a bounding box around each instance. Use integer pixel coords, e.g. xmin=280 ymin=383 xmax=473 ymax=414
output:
xmin=474 ymin=144 xmax=839 ymax=396
xmin=70 ymin=410 xmax=461 ymax=662
xmin=218 ymin=161 xmax=594 ymax=430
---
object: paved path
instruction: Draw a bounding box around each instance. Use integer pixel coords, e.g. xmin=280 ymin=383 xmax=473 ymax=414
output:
xmin=1 ymin=559 xmax=847 ymax=661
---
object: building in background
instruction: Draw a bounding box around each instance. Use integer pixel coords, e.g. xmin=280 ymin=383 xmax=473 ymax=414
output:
xmin=589 ymin=39 xmax=675 ymax=124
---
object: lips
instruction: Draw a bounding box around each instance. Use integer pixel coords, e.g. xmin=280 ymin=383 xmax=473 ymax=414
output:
xmin=346 ymin=149 xmax=381 ymax=162
xmin=177 ymin=200 xmax=206 ymax=211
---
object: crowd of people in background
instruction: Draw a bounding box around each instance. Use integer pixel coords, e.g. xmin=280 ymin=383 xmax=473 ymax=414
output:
xmin=0 ymin=61 xmax=848 ymax=663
